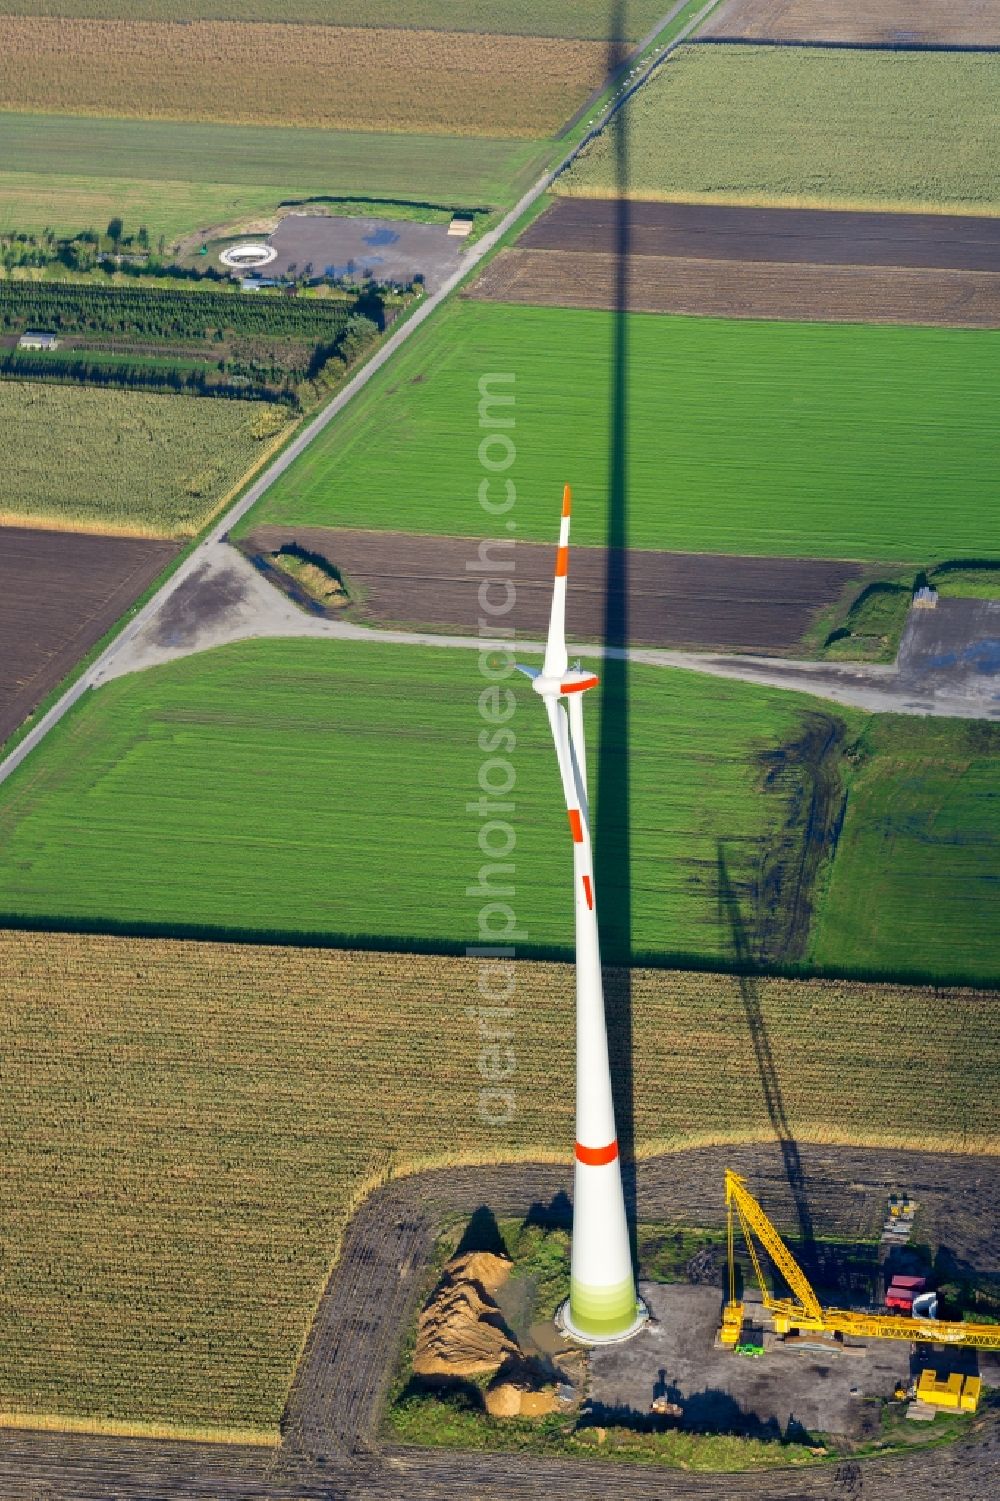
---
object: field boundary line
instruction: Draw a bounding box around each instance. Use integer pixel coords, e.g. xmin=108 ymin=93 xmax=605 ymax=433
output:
xmin=0 ymin=0 xmax=720 ymax=793
xmin=0 ymin=1410 xmax=278 ymax=1446
xmin=692 ymin=35 xmax=1000 ymax=56
xmin=555 ymin=0 xmax=694 ymax=140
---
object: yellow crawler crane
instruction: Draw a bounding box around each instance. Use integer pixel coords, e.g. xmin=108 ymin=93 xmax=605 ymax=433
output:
xmin=721 ymin=1170 xmax=1000 ymax=1351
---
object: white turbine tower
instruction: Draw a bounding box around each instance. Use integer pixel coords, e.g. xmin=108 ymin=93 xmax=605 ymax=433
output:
xmin=519 ymin=485 xmax=646 ymax=1343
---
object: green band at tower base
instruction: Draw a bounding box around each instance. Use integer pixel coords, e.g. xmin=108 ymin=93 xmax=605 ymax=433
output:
xmin=569 ymin=1275 xmax=639 ymax=1337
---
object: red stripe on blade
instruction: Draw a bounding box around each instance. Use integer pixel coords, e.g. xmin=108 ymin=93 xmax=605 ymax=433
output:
xmin=567 ymin=809 xmax=584 ymax=843
xmin=555 ymin=547 xmax=569 ymax=577
xmin=582 ymin=874 xmax=593 ymax=909
xmin=576 ymin=1139 xmax=618 ymax=1166
xmin=561 ymin=675 xmax=599 ymax=694
xmin=562 ymin=484 xmax=572 ymax=517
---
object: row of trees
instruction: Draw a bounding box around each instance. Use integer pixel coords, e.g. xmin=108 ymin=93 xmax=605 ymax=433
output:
xmin=0 ymin=351 xmax=287 ymax=404
xmin=0 ymin=280 xmax=368 ymax=342
xmin=1 ymin=223 xmax=166 ymax=277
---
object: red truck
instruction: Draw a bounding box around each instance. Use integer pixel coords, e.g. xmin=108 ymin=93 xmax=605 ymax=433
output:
xmin=886 ymin=1274 xmax=927 ymax=1312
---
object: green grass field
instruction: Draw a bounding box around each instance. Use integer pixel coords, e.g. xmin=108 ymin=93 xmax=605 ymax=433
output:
xmin=0 ymin=638 xmax=840 ymax=964
xmin=245 ymin=300 xmax=999 ymax=564
xmin=0 ymin=113 xmax=550 ymax=242
xmin=558 ymin=45 xmax=1000 ymax=213
xmin=0 ymin=1 xmax=668 ymax=35
xmin=1 ymin=637 xmax=997 ymax=983
xmin=811 ymin=718 xmax=1000 ymax=980
xmin=0 ymin=382 xmax=289 ymax=535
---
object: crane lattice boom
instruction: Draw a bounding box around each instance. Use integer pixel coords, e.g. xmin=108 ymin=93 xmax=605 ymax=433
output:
xmin=721 ymin=1170 xmax=1000 ymax=1351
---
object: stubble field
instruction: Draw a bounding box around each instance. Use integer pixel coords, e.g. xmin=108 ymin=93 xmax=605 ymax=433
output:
xmin=0 ymin=927 xmax=994 ymax=1435
xmin=702 ymin=0 xmax=1000 ymax=46
xmin=558 ymin=46 xmax=1000 ymax=215
xmin=0 ymin=1 xmax=669 ymax=36
xmin=0 ymin=381 xmax=291 ymax=536
xmin=0 ymin=18 xmax=609 ymax=136
xmin=246 ymin=299 xmax=999 ymax=563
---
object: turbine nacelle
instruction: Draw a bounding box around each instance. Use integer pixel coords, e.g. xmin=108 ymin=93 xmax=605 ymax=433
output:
xmin=517 ymin=665 xmax=600 ymax=699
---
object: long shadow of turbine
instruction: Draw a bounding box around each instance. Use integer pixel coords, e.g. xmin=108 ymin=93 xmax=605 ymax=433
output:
xmin=595 ymin=0 xmax=636 ymax=1239
xmin=716 ymin=843 xmax=815 ymax=1255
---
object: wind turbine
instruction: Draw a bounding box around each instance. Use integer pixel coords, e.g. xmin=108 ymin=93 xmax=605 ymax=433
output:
xmin=519 ymin=484 xmax=646 ymax=1343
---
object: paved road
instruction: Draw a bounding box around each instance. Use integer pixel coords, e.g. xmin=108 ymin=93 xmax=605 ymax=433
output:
xmin=94 ymin=544 xmax=1000 ymax=722
xmin=3 ymin=1146 xmax=998 ymax=1499
xmin=0 ymin=1 xmax=718 ymax=794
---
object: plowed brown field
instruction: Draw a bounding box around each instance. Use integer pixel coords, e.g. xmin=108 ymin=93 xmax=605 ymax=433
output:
xmin=703 ymin=0 xmax=1000 ymax=46
xmin=0 ymin=525 xmax=177 ymax=747
xmin=470 ymin=248 xmax=1000 ymax=327
xmin=0 ymin=17 xmax=607 ymax=135
xmin=520 ymin=199 xmax=1000 ymax=271
xmin=483 ymin=199 xmax=1000 ymax=326
xmin=241 ymin=525 xmax=862 ymax=653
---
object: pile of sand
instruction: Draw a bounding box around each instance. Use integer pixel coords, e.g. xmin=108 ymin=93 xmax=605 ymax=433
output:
xmin=485 ymin=1357 xmax=557 ymax=1418
xmin=413 ymin=1250 xmax=518 ymax=1378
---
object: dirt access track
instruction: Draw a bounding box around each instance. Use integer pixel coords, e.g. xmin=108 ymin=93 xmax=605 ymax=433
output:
xmin=4 ymin=1144 xmax=998 ymax=1499
xmin=470 ymin=200 xmax=1000 ymax=327
xmin=0 ymin=526 xmax=177 ymax=747
xmin=702 ymin=0 xmax=1000 ymax=46
xmin=240 ymin=526 xmax=862 ymax=655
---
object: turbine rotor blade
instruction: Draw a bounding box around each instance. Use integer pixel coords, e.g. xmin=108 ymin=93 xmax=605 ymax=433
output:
xmin=566 ymin=690 xmax=589 ymax=808
xmin=542 ymin=484 xmax=572 ymax=681
xmin=545 ymin=696 xmax=582 ymax=829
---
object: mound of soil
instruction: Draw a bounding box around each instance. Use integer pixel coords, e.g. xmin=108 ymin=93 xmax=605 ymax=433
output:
xmin=413 ymin=1250 xmax=519 ymax=1377
xmin=486 ymin=1356 xmax=558 ymax=1418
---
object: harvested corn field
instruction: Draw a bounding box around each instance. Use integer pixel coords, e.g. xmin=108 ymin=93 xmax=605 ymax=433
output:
xmin=0 ymin=18 xmax=609 ymax=135
xmin=558 ymin=46 xmax=1000 ymax=214
xmin=0 ymin=1 xmax=670 ymax=36
xmin=0 ymin=927 xmax=995 ymax=1434
xmin=0 ymin=382 xmax=291 ymax=537
xmin=702 ymin=0 xmax=1000 ymax=46
xmin=470 ymin=249 xmax=1000 ymax=328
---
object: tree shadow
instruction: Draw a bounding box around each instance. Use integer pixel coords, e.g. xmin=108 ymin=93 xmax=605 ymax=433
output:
xmin=716 ymin=842 xmax=815 ymax=1257
xmin=596 ymin=0 xmax=636 ymax=1240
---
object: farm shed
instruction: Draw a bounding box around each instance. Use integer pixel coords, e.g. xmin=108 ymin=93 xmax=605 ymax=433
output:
xmin=17 ymin=330 xmax=58 ymax=350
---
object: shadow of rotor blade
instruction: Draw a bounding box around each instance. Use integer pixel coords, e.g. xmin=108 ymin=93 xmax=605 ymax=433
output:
xmin=595 ymin=0 xmax=635 ymax=1226
xmin=716 ymin=843 xmax=815 ymax=1254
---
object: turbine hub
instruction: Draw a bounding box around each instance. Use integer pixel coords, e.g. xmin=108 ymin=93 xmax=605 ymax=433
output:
xmin=531 ymin=667 xmax=600 ymax=698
